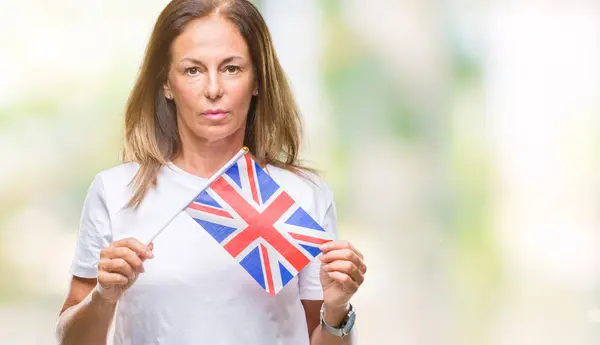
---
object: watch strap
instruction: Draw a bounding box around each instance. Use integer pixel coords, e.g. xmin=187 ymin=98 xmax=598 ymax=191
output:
xmin=319 ymin=303 xmax=355 ymax=337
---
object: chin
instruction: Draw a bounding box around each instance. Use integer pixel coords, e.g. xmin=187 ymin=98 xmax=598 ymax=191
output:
xmin=195 ymin=123 xmax=245 ymax=143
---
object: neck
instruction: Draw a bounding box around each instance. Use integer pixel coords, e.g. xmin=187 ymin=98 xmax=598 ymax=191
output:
xmin=172 ymin=129 xmax=245 ymax=179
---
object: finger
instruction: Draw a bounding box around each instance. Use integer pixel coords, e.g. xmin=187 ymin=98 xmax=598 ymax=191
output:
xmin=320 ymin=247 xmax=367 ymax=274
xmin=320 ymin=248 xmax=362 ymax=268
xmin=323 ymin=260 xmax=364 ymax=285
xmin=102 ymin=247 xmax=145 ymax=273
xmin=143 ymin=242 xmax=155 ymax=262
xmin=112 ymin=238 xmax=154 ymax=259
xmin=327 ymin=271 xmax=359 ymax=294
xmin=320 ymin=240 xmax=364 ymax=260
xmin=98 ymin=270 xmax=129 ymax=286
xmin=100 ymin=258 xmax=136 ymax=282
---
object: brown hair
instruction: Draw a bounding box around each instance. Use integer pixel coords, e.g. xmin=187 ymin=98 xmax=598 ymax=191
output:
xmin=122 ymin=0 xmax=312 ymax=208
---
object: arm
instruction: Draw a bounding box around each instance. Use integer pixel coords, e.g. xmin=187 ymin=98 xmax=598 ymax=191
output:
xmin=57 ymin=175 xmax=156 ymax=344
xmin=302 ymin=240 xmax=365 ymax=345
xmin=56 ymin=239 xmax=154 ymax=345
xmin=56 ymin=277 xmax=117 ymax=345
xmin=303 ymin=300 xmax=356 ymax=345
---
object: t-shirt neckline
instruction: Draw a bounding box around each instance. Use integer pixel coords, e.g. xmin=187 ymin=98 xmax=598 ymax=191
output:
xmin=165 ymin=162 xmax=208 ymax=182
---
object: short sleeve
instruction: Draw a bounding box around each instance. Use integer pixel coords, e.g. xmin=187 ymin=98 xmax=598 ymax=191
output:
xmin=298 ymin=194 xmax=339 ymax=300
xmin=70 ymin=174 xmax=113 ymax=278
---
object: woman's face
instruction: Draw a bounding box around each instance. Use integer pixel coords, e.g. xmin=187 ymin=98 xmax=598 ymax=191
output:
xmin=164 ymin=15 xmax=257 ymax=146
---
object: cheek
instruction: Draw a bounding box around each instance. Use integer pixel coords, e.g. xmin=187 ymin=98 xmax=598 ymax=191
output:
xmin=228 ymin=80 xmax=254 ymax=111
xmin=173 ymin=81 xmax=203 ymax=106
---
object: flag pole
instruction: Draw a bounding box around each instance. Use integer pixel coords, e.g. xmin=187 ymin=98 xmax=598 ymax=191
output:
xmin=142 ymin=146 xmax=249 ymax=245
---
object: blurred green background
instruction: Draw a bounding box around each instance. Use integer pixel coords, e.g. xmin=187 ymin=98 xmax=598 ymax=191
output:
xmin=1 ymin=0 xmax=600 ymax=344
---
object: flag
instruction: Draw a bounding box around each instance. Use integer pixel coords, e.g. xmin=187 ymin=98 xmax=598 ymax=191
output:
xmin=185 ymin=152 xmax=332 ymax=295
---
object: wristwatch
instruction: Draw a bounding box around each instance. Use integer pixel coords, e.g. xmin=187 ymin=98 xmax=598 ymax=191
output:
xmin=319 ymin=303 xmax=356 ymax=337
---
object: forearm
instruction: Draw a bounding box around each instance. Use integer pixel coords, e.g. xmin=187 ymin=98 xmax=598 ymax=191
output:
xmin=310 ymin=305 xmax=356 ymax=345
xmin=56 ymin=287 xmax=117 ymax=345
xmin=310 ymin=325 xmax=356 ymax=345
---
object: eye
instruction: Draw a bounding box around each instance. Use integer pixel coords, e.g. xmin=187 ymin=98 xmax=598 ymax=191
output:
xmin=185 ymin=67 xmax=201 ymax=76
xmin=224 ymin=65 xmax=241 ymax=74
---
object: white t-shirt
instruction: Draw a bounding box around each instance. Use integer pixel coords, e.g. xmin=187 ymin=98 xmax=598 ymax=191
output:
xmin=70 ymin=161 xmax=339 ymax=345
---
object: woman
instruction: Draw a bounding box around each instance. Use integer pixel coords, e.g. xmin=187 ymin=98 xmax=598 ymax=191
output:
xmin=56 ymin=1 xmax=366 ymax=344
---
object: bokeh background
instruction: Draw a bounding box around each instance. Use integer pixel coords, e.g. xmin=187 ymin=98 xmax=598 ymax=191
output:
xmin=1 ymin=0 xmax=600 ymax=344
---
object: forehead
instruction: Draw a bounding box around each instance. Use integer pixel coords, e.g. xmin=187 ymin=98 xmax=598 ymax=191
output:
xmin=171 ymin=15 xmax=249 ymax=60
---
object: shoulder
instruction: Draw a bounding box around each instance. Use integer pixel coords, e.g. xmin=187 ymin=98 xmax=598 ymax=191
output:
xmin=267 ymin=165 xmax=333 ymax=199
xmin=266 ymin=165 xmax=334 ymax=221
xmin=96 ymin=163 xmax=140 ymax=188
xmin=90 ymin=162 xmax=140 ymax=212
xmin=95 ymin=162 xmax=140 ymax=184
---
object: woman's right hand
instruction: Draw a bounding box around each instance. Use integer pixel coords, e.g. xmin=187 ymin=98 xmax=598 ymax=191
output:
xmin=96 ymin=238 xmax=154 ymax=304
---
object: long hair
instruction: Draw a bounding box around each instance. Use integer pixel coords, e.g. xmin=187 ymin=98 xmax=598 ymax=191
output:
xmin=122 ymin=0 xmax=312 ymax=208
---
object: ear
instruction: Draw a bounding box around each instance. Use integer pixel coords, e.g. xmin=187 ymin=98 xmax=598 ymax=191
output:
xmin=163 ymin=80 xmax=173 ymax=100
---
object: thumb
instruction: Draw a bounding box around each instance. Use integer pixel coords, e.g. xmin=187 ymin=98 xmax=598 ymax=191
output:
xmin=141 ymin=242 xmax=154 ymax=261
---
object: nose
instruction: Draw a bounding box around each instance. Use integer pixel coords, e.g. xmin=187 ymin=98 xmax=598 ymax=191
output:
xmin=204 ymin=71 xmax=223 ymax=100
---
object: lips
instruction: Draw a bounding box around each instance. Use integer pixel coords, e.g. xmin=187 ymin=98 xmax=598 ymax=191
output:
xmin=202 ymin=109 xmax=229 ymax=120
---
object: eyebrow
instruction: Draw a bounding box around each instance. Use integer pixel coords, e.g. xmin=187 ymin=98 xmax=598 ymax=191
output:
xmin=179 ymin=56 xmax=245 ymax=65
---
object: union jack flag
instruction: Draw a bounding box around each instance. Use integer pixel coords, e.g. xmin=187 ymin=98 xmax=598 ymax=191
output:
xmin=185 ymin=153 xmax=332 ymax=295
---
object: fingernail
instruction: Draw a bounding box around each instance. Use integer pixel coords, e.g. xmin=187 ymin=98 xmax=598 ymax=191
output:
xmin=146 ymin=251 xmax=154 ymax=258
xmin=140 ymin=266 xmax=145 ymax=273
xmin=322 ymin=265 xmax=330 ymax=271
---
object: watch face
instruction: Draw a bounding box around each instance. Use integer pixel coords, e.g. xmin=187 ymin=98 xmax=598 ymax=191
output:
xmin=342 ymin=311 xmax=356 ymax=335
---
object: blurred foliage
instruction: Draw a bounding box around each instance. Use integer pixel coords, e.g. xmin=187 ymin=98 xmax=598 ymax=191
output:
xmin=320 ymin=0 xmax=424 ymax=215
xmin=320 ymin=2 xmax=503 ymax=343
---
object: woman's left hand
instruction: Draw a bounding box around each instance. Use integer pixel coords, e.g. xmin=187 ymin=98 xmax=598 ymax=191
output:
xmin=319 ymin=240 xmax=367 ymax=311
